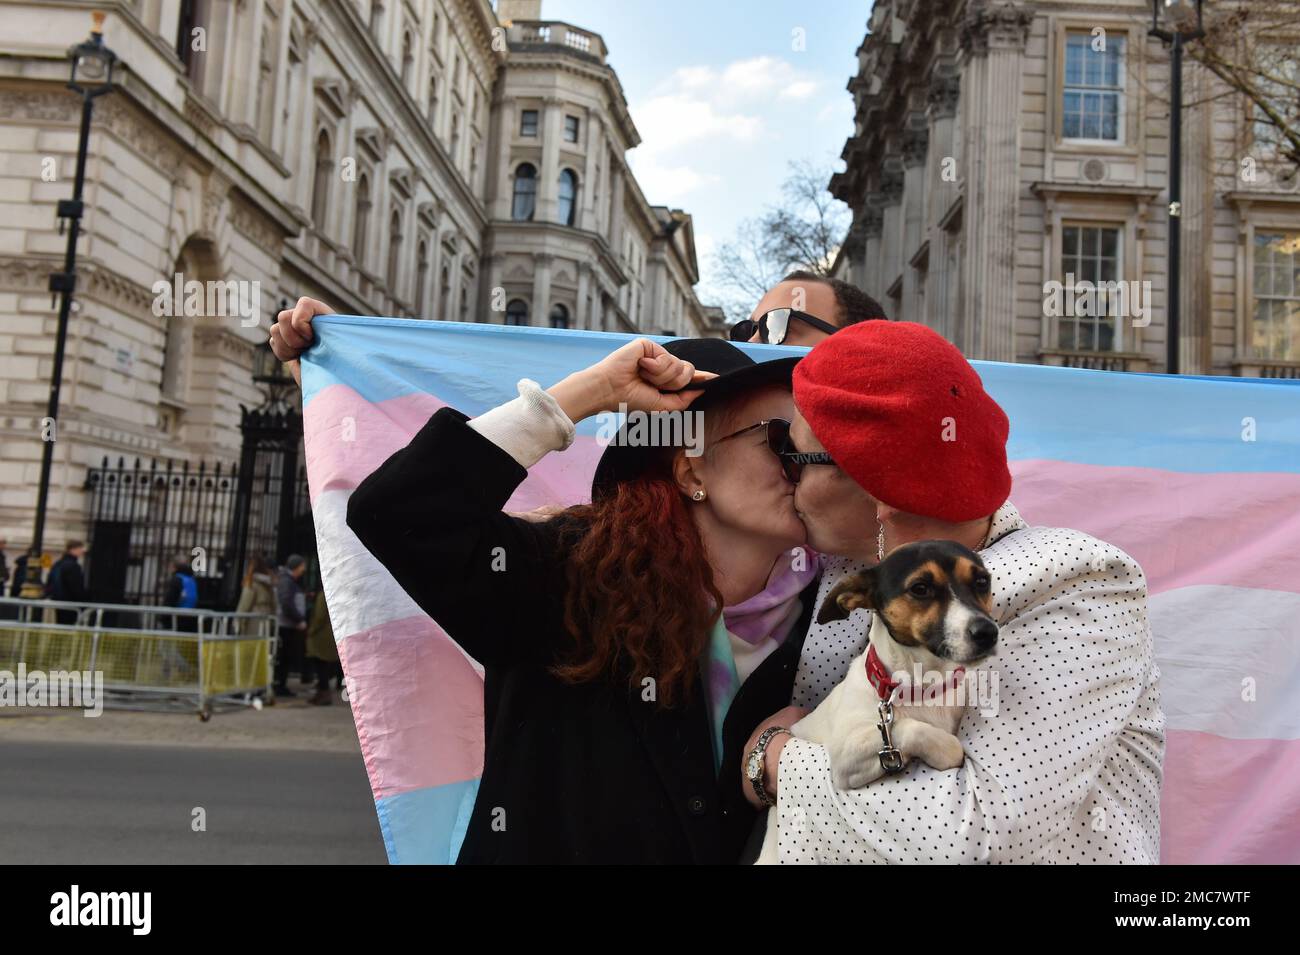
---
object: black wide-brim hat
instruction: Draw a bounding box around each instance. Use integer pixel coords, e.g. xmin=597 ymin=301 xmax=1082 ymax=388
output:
xmin=590 ymin=338 xmax=800 ymax=498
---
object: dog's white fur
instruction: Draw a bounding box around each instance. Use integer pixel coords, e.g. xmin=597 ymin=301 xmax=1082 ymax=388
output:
xmin=754 ymin=608 xmax=992 ymax=864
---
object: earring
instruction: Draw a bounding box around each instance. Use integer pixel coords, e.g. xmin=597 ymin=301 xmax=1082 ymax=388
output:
xmin=876 ymin=520 xmax=886 ymax=563
xmin=692 ymin=489 xmax=706 ymax=501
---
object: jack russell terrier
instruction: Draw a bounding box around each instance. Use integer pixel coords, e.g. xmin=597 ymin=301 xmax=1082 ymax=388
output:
xmin=755 ymin=539 xmax=999 ymax=864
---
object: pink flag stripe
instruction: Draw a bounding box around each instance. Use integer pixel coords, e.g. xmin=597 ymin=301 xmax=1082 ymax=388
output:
xmin=1160 ymin=729 xmax=1300 ymax=864
xmin=1010 ymin=459 xmax=1300 ymax=596
xmin=304 ymin=384 xmax=606 ymax=510
xmin=304 ymin=386 xmax=446 ymax=505
xmin=338 ymin=613 xmax=486 ymax=797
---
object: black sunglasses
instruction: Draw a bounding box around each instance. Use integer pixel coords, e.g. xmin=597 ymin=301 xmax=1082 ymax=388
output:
xmin=715 ymin=417 xmax=836 ymax=484
xmin=729 ymin=308 xmax=839 ymax=346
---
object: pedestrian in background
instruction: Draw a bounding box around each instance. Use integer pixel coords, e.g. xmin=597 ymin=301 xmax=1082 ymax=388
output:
xmin=274 ymin=554 xmax=309 ymax=698
xmin=235 ymin=555 xmax=277 ymax=635
xmin=164 ymin=555 xmax=199 ymax=633
xmin=305 ymin=590 xmax=339 ymax=706
xmin=46 ymin=540 xmax=89 ymax=624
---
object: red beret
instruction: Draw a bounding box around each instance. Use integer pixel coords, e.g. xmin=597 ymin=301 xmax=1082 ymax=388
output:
xmin=792 ymin=321 xmax=1011 ymax=522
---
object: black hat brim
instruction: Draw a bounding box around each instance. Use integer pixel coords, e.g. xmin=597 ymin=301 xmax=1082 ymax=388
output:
xmin=590 ymin=355 xmax=800 ymax=497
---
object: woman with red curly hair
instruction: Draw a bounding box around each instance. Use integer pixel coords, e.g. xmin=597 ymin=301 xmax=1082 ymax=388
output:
xmin=346 ymin=336 xmax=817 ymax=864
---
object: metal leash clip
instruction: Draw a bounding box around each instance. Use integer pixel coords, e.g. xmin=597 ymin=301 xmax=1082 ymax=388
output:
xmin=877 ymin=694 xmax=905 ymax=774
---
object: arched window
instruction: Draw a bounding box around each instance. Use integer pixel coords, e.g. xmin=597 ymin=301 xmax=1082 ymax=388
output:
xmin=549 ymin=303 xmax=570 ymax=329
xmin=353 ymin=173 xmax=371 ymax=269
xmin=427 ymin=74 xmax=439 ymax=127
xmin=386 ymin=209 xmax=402 ymax=292
xmin=460 ymin=282 xmax=470 ymax=322
xmin=415 ymin=239 xmax=429 ymax=316
xmin=512 ymin=163 xmax=537 ymax=221
xmin=311 ymin=129 xmax=332 ymax=229
xmin=400 ymin=30 xmax=413 ymax=87
xmin=439 ymin=261 xmax=451 ymax=318
xmin=505 ymin=299 xmax=529 ymax=326
xmin=557 ymin=169 xmax=578 ymax=226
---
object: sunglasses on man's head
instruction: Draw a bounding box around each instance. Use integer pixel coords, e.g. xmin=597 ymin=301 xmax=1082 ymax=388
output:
xmin=729 ymin=308 xmax=839 ymax=346
xmin=715 ymin=417 xmax=837 ymax=484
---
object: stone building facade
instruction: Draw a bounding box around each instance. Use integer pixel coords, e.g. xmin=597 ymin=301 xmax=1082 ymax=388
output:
xmin=830 ymin=0 xmax=1300 ymax=377
xmin=0 ymin=0 xmax=720 ymax=553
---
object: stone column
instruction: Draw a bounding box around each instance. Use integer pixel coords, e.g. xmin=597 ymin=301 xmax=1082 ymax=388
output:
xmin=269 ymin=0 xmax=291 ymax=156
xmin=902 ymin=118 xmax=929 ymax=325
xmin=531 ymin=252 xmax=553 ymax=325
xmin=539 ymin=96 xmax=563 ymax=222
xmin=492 ymin=96 xmax=514 ymax=220
xmin=581 ymin=112 xmax=601 ymax=230
xmin=928 ymin=70 xmax=961 ymax=340
xmin=863 ymin=205 xmax=883 ymax=302
xmin=959 ymin=0 xmax=1031 ymax=361
xmin=608 ymin=160 xmax=626 ymax=248
xmin=296 ymin=24 xmax=320 ymax=214
xmin=238 ymin=0 xmax=266 ymax=130
xmin=879 ymin=161 xmax=905 ymax=296
xmin=484 ymin=252 xmax=504 ymax=323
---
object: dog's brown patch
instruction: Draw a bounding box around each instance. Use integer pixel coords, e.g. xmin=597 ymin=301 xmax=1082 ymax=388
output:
xmin=953 ymin=556 xmax=994 ymax=613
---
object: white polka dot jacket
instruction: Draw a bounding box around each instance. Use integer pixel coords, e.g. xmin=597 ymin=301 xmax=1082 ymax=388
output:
xmin=781 ymin=501 xmax=1165 ymax=864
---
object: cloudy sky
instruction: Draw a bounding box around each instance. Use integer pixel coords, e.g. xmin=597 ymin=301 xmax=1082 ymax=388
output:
xmin=534 ymin=0 xmax=870 ymax=305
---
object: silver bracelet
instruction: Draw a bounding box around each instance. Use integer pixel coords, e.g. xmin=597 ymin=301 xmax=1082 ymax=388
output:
xmin=746 ymin=726 xmax=792 ymax=808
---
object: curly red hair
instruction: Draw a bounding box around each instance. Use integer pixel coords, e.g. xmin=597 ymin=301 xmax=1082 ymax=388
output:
xmin=551 ymin=458 xmax=722 ymax=707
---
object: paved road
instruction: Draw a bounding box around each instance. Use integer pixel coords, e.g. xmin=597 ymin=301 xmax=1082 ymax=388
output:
xmin=0 ymin=740 xmax=387 ymax=864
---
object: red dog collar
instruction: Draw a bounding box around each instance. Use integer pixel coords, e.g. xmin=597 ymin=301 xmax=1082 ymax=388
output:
xmin=866 ymin=645 xmax=966 ymax=704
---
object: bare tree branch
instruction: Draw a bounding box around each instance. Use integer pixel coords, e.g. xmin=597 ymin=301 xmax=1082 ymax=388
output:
xmin=709 ymin=160 xmax=849 ymax=322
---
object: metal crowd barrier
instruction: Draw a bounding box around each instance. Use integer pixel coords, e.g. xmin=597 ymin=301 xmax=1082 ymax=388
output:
xmin=0 ymin=597 xmax=277 ymax=720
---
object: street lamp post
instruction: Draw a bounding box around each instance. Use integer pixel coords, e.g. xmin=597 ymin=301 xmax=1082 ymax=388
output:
xmin=1148 ymin=0 xmax=1205 ymax=376
xmin=22 ymin=11 xmax=118 ymax=597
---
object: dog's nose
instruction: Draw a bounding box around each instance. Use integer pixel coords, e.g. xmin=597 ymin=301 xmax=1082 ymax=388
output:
xmin=968 ymin=618 xmax=998 ymax=651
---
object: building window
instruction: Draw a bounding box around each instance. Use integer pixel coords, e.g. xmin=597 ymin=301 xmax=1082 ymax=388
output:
xmin=557 ymin=169 xmax=578 ymax=226
xmin=1059 ymin=224 xmax=1122 ymax=351
xmin=401 ymin=29 xmax=414 ymax=87
xmin=368 ymin=1 xmax=383 ymax=38
xmin=549 ymin=304 xmax=569 ymax=328
xmin=427 ymin=74 xmax=439 ymax=128
xmin=439 ymin=261 xmax=451 ymax=318
xmin=450 ymin=111 xmax=461 ymax=165
xmin=564 ymin=115 xmax=579 ymax=143
xmin=386 ymin=209 xmax=402 ymax=292
xmin=175 ymin=0 xmax=208 ymax=83
xmin=1252 ymin=231 xmax=1300 ymax=360
xmin=310 ymin=129 xmax=332 ymax=230
xmin=460 ymin=282 xmax=470 ymax=322
xmin=415 ymin=239 xmax=429 ymax=316
xmin=353 ymin=173 xmax=372 ymax=269
xmin=506 ymin=299 xmax=529 ymax=325
xmin=512 ymin=163 xmax=537 ymax=221
xmin=1062 ymin=32 xmax=1124 ymax=142
xmin=1252 ymin=48 xmax=1299 ymax=154
xmin=520 ymin=109 xmax=539 ymax=137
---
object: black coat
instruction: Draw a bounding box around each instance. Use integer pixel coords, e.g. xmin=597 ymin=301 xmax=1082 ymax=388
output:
xmin=347 ymin=407 xmax=815 ymax=864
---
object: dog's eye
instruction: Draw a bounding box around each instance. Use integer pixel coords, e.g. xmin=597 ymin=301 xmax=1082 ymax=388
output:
xmin=908 ymin=582 xmax=933 ymax=599
xmin=973 ymin=575 xmax=990 ymax=592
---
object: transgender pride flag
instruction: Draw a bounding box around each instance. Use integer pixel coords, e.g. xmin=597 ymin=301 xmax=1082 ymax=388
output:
xmin=301 ymin=314 xmax=1300 ymax=865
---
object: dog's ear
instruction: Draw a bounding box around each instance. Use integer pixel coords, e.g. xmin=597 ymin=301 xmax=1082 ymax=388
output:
xmin=817 ymin=572 xmax=877 ymax=624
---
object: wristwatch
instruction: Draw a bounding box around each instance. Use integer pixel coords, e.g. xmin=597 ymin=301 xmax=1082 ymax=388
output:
xmin=746 ymin=726 xmax=792 ymax=808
